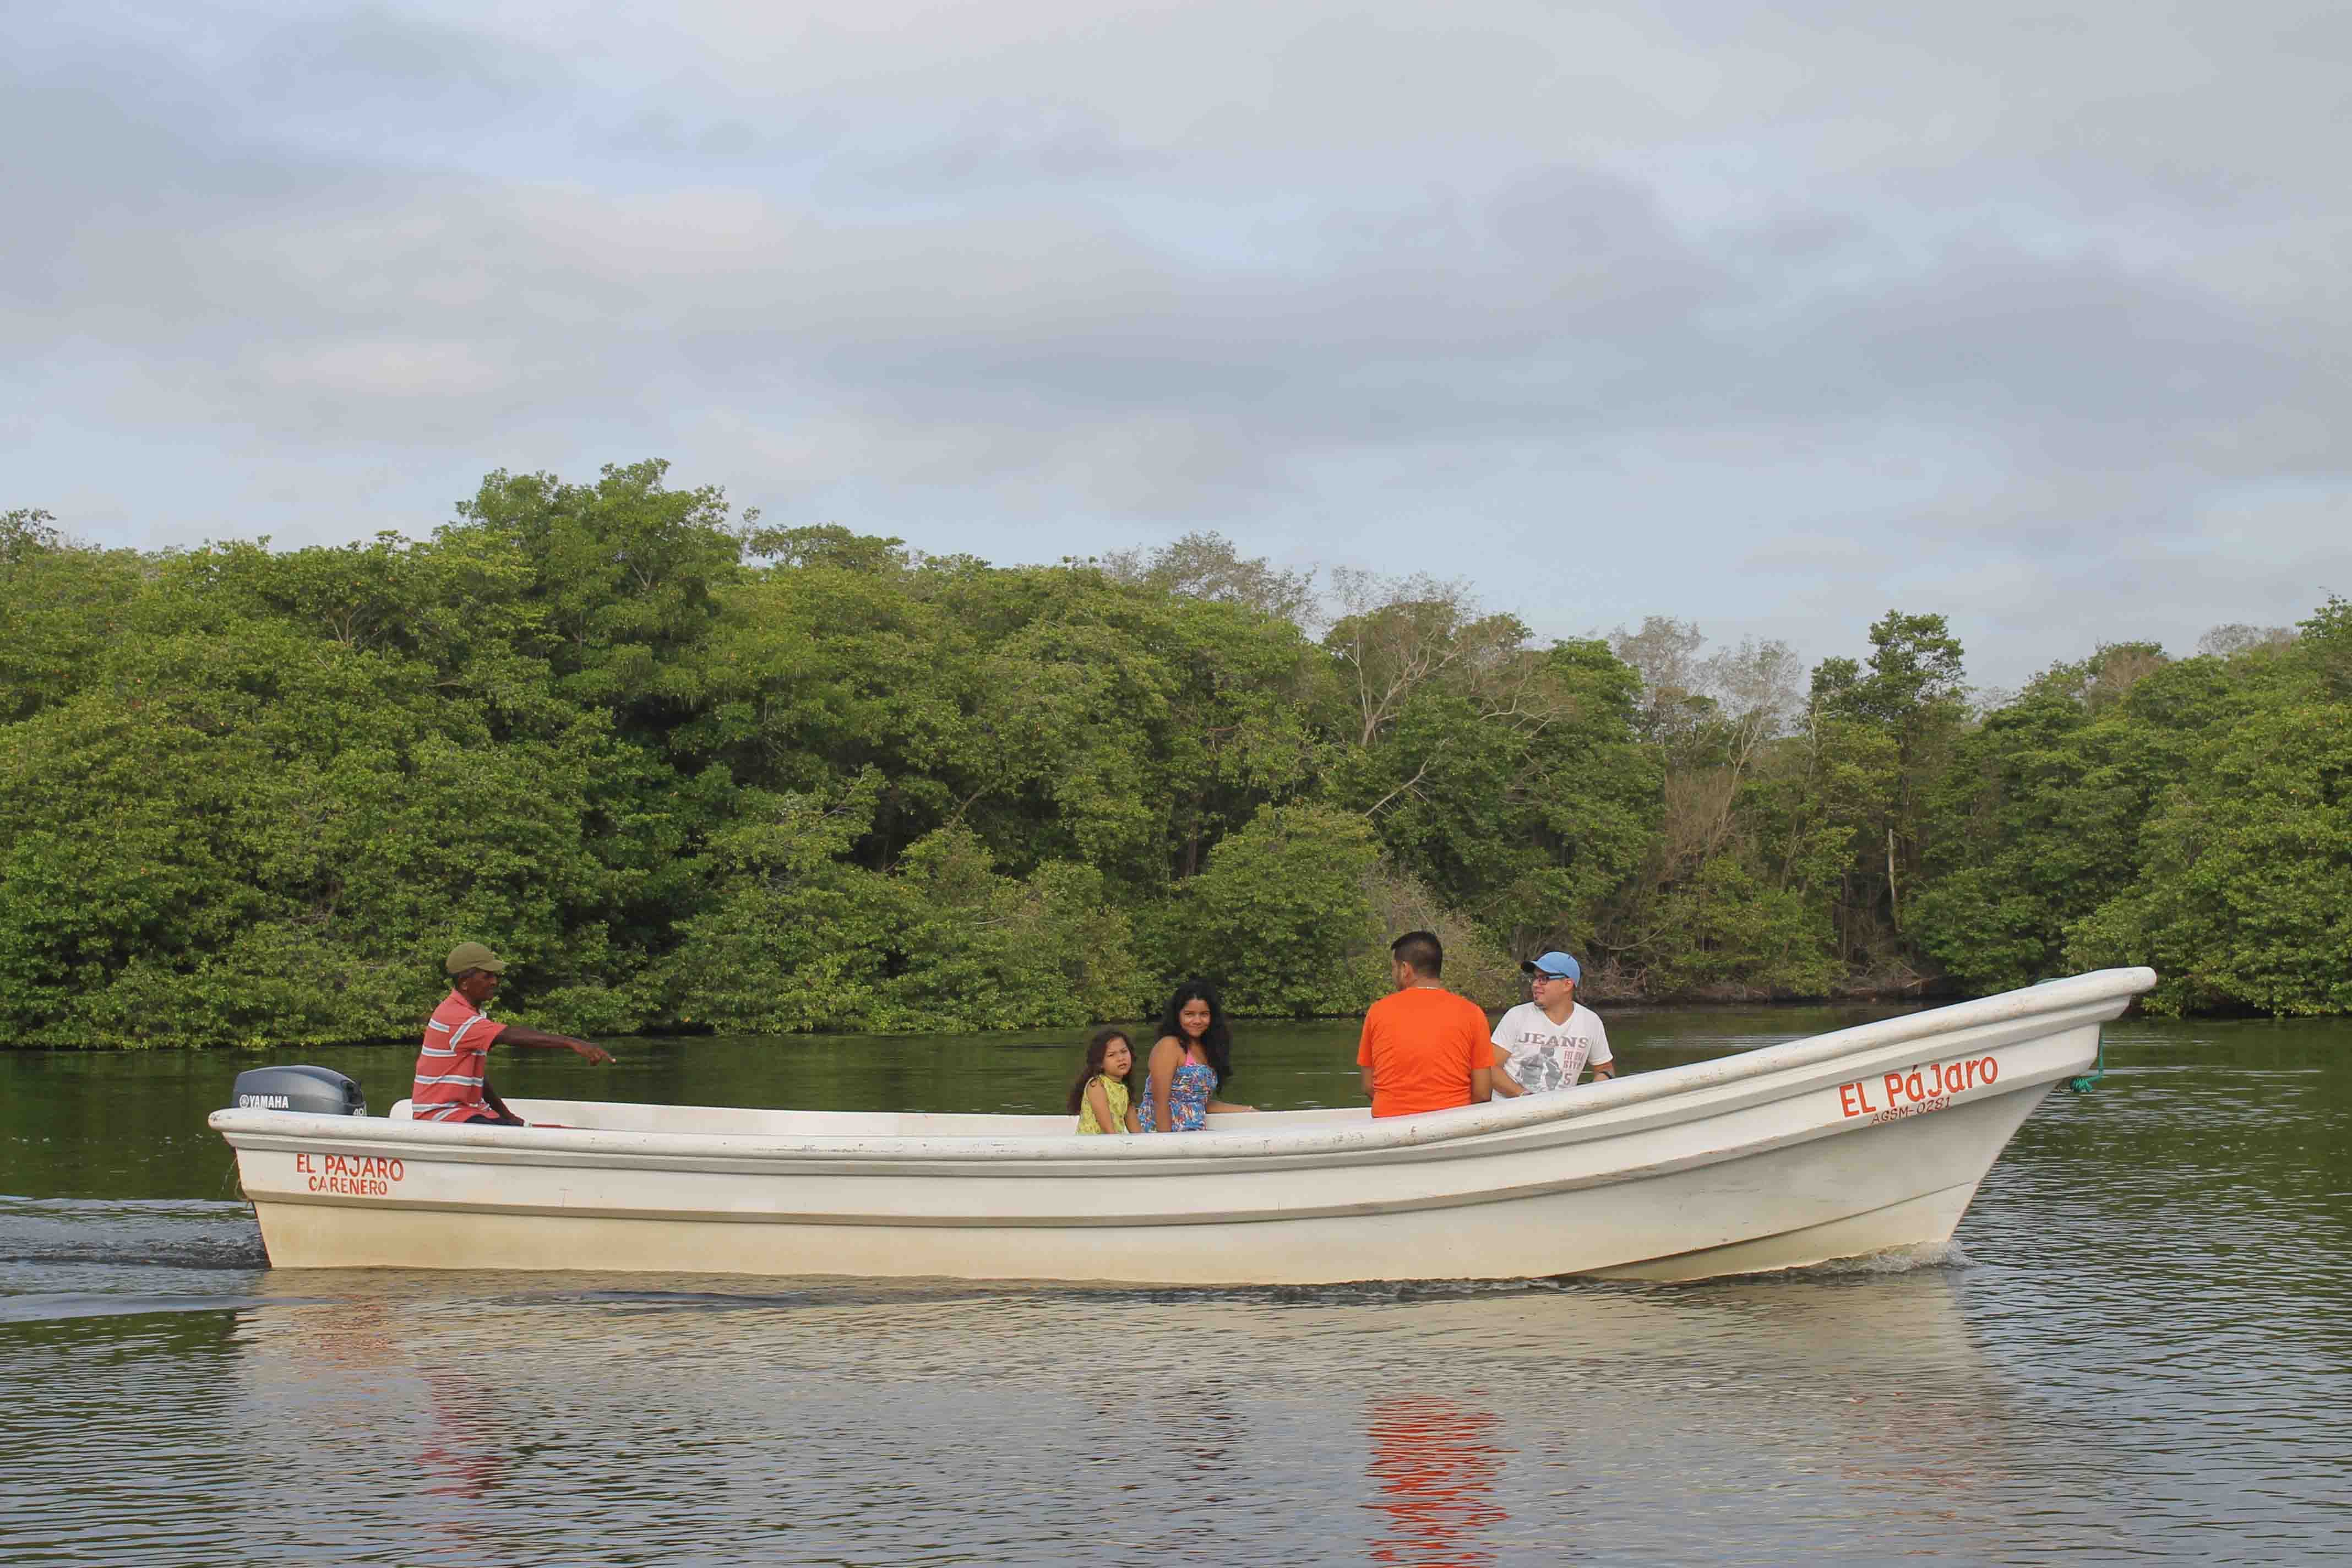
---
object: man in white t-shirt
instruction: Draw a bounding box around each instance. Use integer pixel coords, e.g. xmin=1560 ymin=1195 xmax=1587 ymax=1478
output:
xmin=1490 ymin=951 xmax=1614 ymax=1097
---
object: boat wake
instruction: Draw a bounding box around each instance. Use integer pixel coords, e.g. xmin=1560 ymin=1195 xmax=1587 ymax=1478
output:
xmin=0 ymin=1291 xmax=285 ymax=1325
xmin=0 ymin=1195 xmax=268 ymax=1271
xmin=1773 ymin=1238 xmax=1972 ymax=1278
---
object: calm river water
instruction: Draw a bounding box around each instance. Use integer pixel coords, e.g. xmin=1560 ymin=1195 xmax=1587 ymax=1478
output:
xmin=3 ymin=1005 xmax=2346 ymax=1565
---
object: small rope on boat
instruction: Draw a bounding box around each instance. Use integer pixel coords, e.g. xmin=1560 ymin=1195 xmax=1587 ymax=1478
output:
xmin=2066 ymin=1036 xmax=2106 ymax=1095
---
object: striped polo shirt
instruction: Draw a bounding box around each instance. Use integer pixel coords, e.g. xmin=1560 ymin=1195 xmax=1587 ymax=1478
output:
xmin=411 ymin=990 xmax=509 ymax=1123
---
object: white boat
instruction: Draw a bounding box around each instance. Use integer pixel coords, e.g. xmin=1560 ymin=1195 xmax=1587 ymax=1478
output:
xmin=209 ymin=967 xmax=2153 ymax=1286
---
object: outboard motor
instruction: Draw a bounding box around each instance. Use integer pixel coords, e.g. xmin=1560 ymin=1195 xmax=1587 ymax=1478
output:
xmin=230 ymin=1064 xmax=366 ymax=1117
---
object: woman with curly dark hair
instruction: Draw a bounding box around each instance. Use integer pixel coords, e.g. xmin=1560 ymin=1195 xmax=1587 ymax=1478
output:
xmin=1137 ymin=979 xmax=1257 ymax=1133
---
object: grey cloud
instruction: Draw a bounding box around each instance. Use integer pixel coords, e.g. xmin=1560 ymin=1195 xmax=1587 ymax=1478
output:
xmin=594 ymin=106 xmax=801 ymax=162
xmin=1812 ymin=256 xmax=2328 ymax=432
xmin=239 ymin=6 xmax=553 ymax=112
xmin=24 ymin=151 xmax=2339 ymax=471
xmin=7 ymin=0 xmax=2349 ymax=687
xmin=858 ymin=104 xmax=1169 ymax=192
xmin=34 ymin=164 xmax=2343 ymax=535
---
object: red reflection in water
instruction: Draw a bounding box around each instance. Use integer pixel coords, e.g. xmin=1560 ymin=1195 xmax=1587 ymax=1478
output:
xmin=1363 ymin=1396 xmax=1510 ymax=1567
xmin=418 ymin=1371 xmax=507 ymax=1501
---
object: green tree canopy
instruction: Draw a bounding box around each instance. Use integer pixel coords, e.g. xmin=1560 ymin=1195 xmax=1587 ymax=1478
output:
xmin=4 ymin=463 xmax=2347 ymax=1046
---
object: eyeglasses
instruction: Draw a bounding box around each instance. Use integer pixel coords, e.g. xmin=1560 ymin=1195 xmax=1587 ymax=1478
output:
xmin=1529 ymin=973 xmax=1571 ymax=984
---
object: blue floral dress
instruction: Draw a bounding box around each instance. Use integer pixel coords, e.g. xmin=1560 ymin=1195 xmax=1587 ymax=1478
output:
xmin=1136 ymin=1060 xmax=1217 ymax=1133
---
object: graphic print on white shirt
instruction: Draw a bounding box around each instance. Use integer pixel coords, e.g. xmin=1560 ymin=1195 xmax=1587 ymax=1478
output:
xmin=1491 ymin=1001 xmax=1611 ymax=1095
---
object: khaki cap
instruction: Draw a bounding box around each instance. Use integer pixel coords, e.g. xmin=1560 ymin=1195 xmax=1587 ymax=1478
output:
xmin=445 ymin=942 xmax=508 ymax=976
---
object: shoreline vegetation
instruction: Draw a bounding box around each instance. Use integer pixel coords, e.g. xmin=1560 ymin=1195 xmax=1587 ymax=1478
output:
xmin=4 ymin=464 xmax=2347 ymax=1049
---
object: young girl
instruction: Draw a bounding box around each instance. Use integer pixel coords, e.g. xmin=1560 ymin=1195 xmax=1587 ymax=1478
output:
xmin=1137 ymin=979 xmax=1258 ymax=1133
xmin=1068 ymin=1027 xmax=1141 ymax=1134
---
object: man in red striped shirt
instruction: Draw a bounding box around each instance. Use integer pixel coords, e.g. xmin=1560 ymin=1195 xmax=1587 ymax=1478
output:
xmin=412 ymin=943 xmax=613 ymax=1125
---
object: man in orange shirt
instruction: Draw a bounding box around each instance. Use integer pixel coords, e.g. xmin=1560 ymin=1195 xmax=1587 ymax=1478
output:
xmin=1357 ymin=931 xmax=1493 ymax=1118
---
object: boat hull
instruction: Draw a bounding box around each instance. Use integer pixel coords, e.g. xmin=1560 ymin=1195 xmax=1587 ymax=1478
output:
xmin=212 ymin=969 xmax=2150 ymax=1285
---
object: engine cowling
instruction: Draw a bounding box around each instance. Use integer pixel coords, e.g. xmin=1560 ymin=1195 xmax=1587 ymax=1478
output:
xmin=228 ymin=1064 xmax=366 ymax=1117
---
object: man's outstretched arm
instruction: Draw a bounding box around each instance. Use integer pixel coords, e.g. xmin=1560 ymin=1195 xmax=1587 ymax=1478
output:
xmin=499 ymin=1023 xmax=613 ymax=1064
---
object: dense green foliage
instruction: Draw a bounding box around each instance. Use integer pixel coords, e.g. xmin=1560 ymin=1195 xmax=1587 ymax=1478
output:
xmin=1 ymin=477 xmax=2343 ymax=1047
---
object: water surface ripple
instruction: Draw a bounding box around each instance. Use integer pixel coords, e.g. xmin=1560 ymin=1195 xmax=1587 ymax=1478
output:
xmin=4 ymin=1009 xmax=2346 ymax=1564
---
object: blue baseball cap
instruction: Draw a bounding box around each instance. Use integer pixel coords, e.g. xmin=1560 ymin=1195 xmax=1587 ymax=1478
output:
xmin=1521 ymin=951 xmax=1581 ymax=982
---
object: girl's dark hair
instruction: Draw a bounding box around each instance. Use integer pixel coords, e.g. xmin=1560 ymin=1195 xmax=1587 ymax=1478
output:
xmin=1155 ymin=979 xmax=1233 ymax=1085
xmin=1065 ymin=1027 xmax=1135 ymax=1117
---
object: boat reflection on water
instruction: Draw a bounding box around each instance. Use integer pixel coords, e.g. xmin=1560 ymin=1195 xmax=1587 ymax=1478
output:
xmin=1343 ymin=1264 xmax=2024 ymax=1565
xmin=1364 ymin=1396 xmax=1509 ymax=1567
xmin=230 ymin=1289 xmax=524 ymax=1560
xmin=416 ymin=1372 xmax=509 ymax=1505
xmin=217 ymin=1259 xmax=2034 ymax=1561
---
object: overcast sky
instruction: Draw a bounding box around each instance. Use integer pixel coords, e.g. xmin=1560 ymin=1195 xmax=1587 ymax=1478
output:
xmin=8 ymin=2 xmax=2348 ymax=689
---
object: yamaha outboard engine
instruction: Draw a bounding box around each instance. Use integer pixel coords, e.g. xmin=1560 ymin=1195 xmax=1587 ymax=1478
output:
xmin=229 ymin=1065 xmax=366 ymax=1117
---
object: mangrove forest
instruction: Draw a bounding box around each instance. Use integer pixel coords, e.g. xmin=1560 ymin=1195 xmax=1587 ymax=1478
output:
xmin=2 ymin=462 xmax=2346 ymax=1047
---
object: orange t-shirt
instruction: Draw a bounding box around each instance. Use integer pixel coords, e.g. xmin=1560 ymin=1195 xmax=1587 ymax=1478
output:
xmin=1357 ymin=987 xmax=1495 ymax=1118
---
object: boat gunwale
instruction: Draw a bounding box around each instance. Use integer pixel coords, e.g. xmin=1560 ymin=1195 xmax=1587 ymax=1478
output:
xmin=211 ymin=968 xmax=2150 ymax=1169
xmin=236 ymin=1078 xmax=2045 ymax=1229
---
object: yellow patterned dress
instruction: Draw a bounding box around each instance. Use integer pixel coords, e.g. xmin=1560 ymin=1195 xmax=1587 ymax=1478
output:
xmin=1075 ymin=1074 xmax=1131 ymax=1134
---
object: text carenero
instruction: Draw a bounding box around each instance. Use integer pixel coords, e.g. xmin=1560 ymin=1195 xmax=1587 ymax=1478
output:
xmin=1835 ymin=1054 xmax=1998 ymax=1121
